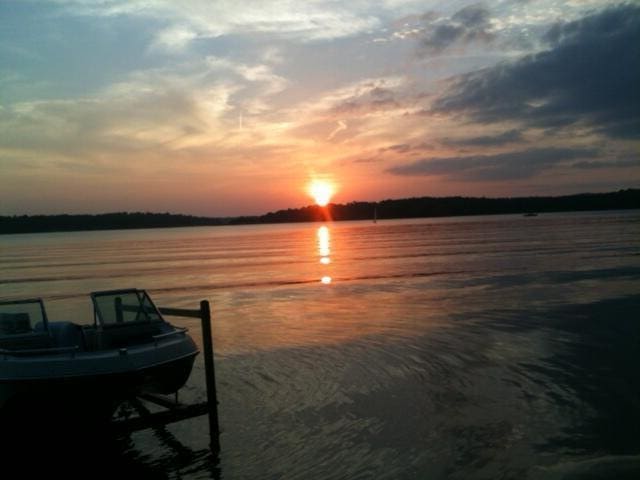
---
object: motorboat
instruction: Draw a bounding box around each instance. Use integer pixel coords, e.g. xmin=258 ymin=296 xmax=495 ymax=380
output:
xmin=0 ymin=289 xmax=199 ymax=422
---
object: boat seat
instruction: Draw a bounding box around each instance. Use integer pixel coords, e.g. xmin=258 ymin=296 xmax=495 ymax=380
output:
xmin=0 ymin=313 xmax=53 ymax=351
xmin=0 ymin=331 xmax=52 ymax=351
xmin=48 ymin=322 xmax=85 ymax=350
xmin=97 ymin=322 xmax=163 ymax=349
xmin=81 ymin=326 xmax=99 ymax=351
xmin=0 ymin=313 xmax=32 ymax=335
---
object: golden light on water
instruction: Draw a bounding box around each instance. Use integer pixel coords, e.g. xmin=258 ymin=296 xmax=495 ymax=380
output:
xmin=308 ymin=179 xmax=335 ymax=207
xmin=318 ymin=225 xmax=330 ymax=257
xmin=317 ymin=225 xmax=332 ymax=284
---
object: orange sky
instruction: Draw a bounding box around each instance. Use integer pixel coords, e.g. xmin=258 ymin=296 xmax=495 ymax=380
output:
xmin=1 ymin=1 xmax=638 ymax=216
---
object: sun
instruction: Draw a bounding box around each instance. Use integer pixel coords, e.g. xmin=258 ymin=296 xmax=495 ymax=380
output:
xmin=308 ymin=179 xmax=335 ymax=207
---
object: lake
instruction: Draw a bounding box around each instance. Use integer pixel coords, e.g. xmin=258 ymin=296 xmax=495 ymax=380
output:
xmin=1 ymin=210 xmax=639 ymax=479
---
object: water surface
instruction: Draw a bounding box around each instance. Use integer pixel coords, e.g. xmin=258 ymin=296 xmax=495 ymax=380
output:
xmin=1 ymin=211 xmax=639 ymax=478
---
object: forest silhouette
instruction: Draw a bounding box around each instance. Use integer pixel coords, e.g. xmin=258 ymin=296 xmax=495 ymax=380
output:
xmin=1 ymin=189 xmax=638 ymax=234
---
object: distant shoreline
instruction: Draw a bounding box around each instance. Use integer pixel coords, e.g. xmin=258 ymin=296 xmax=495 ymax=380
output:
xmin=1 ymin=189 xmax=638 ymax=235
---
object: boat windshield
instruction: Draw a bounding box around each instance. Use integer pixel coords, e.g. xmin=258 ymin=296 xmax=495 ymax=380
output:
xmin=92 ymin=290 xmax=163 ymax=327
xmin=0 ymin=299 xmax=48 ymax=336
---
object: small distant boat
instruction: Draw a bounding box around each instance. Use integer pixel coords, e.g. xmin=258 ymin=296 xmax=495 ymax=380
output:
xmin=0 ymin=289 xmax=198 ymax=420
xmin=523 ymin=212 xmax=538 ymax=217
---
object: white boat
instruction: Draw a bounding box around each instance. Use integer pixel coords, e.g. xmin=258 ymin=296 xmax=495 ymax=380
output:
xmin=0 ymin=289 xmax=198 ymax=421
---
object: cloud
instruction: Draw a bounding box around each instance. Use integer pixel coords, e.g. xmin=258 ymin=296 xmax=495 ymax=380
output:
xmin=205 ymin=56 xmax=289 ymax=99
xmin=0 ymin=59 xmax=261 ymax=176
xmin=152 ymin=25 xmax=199 ymax=52
xmin=327 ymin=120 xmax=347 ymax=140
xmin=285 ymin=76 xmax=408 ymax=126
xmin=0 ymin=44 xmax=303 ymax=170
xmin=377 ymin=142 xmax=435 ymax=155
xmin=419 ymin=3 xmax=494 ymax=53
xmin=329 ymin=85 xmax=401 ymax=115
xmin=432 ymin=4 xmax=640 ymax=139
xmin=442 ymin=129 xmax=523 ymax=147
xmin=0 ymin=88 xmax=210 ymax=160
xmin=571 ymin=158 xmax=638 ymax=170
xmin=387 ymin=147 xmax=599 ymax=181
xmin=54 ymin=0 xmax=383 ymax=49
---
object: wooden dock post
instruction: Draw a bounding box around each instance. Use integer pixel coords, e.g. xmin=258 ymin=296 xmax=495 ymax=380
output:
xmin=111 ymin=299 xmax=221 ymax=452
xmin=200 ymin=300 xmax=220 ymax=451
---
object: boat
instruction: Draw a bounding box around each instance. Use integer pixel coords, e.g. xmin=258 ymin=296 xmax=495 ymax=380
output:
xmin=523 ymin=212 xmax=538 ymax=217
xmin=0 ymin=289 xmax=199 ymax=422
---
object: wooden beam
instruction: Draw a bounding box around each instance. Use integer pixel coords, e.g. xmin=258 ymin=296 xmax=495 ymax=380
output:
xmin=111 ymin=402 xmax=210 ymax=434
xmin=158 ymin=306 xmax=202 ymax=318
xmin=139 ymin=392 xmax=182 ymax=409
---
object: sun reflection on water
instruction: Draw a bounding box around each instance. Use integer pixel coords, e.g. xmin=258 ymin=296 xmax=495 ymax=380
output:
xmin=317 ymin=225 xmax=332 ymax=284
xmin=318 ymin=226 xmax=330 ymax=257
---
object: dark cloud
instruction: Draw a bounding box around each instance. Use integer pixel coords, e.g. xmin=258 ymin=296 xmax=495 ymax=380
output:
xmin=571 ymin=158 xmax=637 ymax=169
xmin=330 ymin=86 xmax=400 ymax=115
xmin=387 ymin=147 xmax=598 ymax=181
xmin=353 ymin=156 xmax=383 ymax=164
xmin=442 ymin=129 xmax=524 ymax=147
xmin=432 ymin=4 xmax=640 ymax=139
xmin=378 ymin=142 xmax=434 ymax=154
xmin=378 ymin=143 xmax=413 ymax=154
xmin=420 ymin=4 xmax=493 ymax=53
xmin=351 ymin=142 xmax=434 ymax=165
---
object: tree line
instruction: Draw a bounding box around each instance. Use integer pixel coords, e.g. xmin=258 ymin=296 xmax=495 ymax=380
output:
xmin=1 ymin=189 xmax=638 ymax=234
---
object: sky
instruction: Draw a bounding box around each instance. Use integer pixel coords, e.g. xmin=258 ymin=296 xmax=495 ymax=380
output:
xmin=0 ymin=0 xmax=638 ymax=216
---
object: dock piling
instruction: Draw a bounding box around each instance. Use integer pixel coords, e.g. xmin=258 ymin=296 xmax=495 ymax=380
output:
xmin=112 ymin=299 xmax=221 ymax=451
xmin=200 ymin=300 xmax=220 ymax=451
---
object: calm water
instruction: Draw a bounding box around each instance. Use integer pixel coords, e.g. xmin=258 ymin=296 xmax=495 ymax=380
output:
xmin=1 ymin=211 xmax=640 ymax=478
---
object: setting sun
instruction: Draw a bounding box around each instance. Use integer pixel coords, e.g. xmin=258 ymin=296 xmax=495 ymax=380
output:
xmin=308 ymin=179 xmax=335 ymax=207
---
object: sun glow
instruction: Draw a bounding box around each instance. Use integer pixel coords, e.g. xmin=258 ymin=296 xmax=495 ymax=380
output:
xmin=308 ymin=179 xmax=335 ymax=207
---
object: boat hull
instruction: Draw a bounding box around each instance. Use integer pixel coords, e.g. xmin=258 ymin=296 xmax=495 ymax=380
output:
xmin=0 ymin=352 xmax=197 ymax=424
xmin=0 ymin=330 xmax=199 ymax=423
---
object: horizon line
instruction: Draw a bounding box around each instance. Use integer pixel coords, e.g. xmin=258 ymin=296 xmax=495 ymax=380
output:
xmin=2 ymin=187 xmax=638 ymax=219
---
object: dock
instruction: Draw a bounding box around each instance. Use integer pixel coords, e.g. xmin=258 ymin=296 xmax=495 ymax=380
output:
xmin=110 ymin=300 xmax=220 ymax=451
